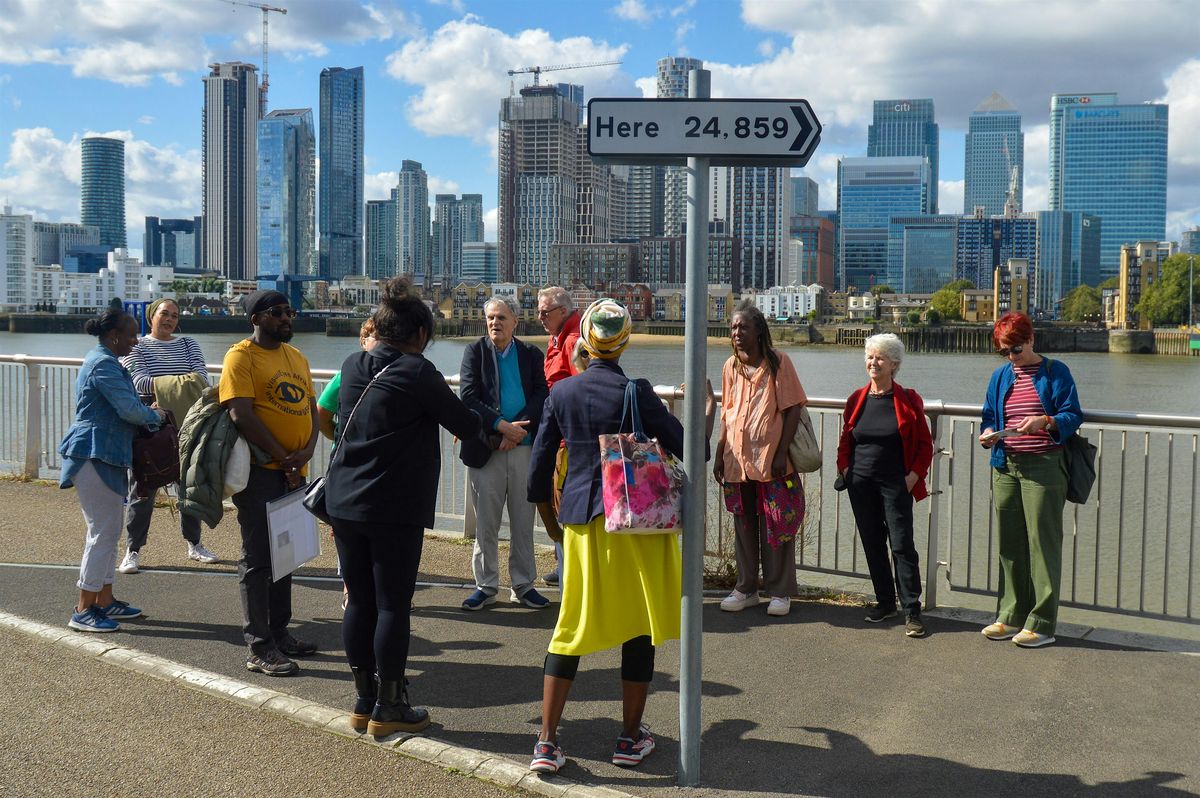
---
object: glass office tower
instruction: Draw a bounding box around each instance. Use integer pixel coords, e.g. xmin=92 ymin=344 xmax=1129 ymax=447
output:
xmin=257 ymin=109 xmax=315 ymax=279
xmin=1049 ymin=92 xmax=1168 ymax=280
xmin=1035 ymin=210 xmax=1101 ymax=314
xmin=837 ymin=156 xmax=932 ymax=291
xmin=964 ymin=92 xmax=1023 ymax=216
xmin=887 ymin=214 xmax=958 ymax=292
xmin=319 ymin=66 xmax=365 ymax=281
xmin=868 ymin=99 xmax=939 ymax=212
xmin=81 ymin=136 xmax=126 ymax=249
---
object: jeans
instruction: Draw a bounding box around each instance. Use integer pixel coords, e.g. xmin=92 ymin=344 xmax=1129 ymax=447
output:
xmin=125 ymin=482 xmax=200 ymax=551
xmin=333 ymin=518 xmax=424 ymax=680
xmin=992 ymin=450 xmax=1068 ymax=635
xmin=74 ymin=461 xmax=124 ymax=592
xmin=231 ymin=466 xmax=294 ymax=655
xmin=846 ymin=471 xmax=923 ymax=615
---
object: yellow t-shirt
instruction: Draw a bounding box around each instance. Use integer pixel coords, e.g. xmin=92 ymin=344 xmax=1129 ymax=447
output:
xmin=218 ymin=339 xmax=315 ymax=471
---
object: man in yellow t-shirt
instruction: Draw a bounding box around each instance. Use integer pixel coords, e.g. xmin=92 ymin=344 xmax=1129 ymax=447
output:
xmin=219 ymin=289 xmax=319 ymax=677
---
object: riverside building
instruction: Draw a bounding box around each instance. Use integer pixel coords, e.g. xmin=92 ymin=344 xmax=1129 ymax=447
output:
xmin=837 ymin=156 xmax=933 ymax=291
xmin=394 ymin=159 xmax=431 ymax=286
xmin=80 ymin=137 xmax=126 ymax=249
xmin=203 ymin=61 xmax=259 ymax=280
xmin=318 ymin=66 xmax=365 ymax=281
xmin=257 ymin=109 xmax=316 ymax=281
xmin=868 ymin=99 xmax=940 ymax=213
xmin=964 ymin=93 xmax=1023 ymax=216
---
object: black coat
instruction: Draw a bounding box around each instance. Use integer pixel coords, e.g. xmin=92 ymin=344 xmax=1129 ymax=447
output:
xmin=325 ymin=344 xmax=480 ymax=527
xmin=528 ymin=359 xmax=692 ymax=526
xmin=457 ymin=336 xmax=548 ymax=469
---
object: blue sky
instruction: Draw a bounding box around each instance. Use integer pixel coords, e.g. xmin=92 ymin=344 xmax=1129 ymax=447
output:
xmin=1 ymin=0 xmax=1197 ymax=257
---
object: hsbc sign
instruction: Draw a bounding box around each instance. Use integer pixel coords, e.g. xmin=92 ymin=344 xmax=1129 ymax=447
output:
xmin=1056 ymin=96 xmax=1093 ymax=106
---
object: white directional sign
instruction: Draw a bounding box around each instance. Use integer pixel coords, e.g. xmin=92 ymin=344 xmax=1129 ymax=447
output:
xmin=587 ymin=98 xmax=822 ymax=167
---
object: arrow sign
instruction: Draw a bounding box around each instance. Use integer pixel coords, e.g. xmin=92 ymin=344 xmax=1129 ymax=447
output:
xmin=587 ymin=97 xmax=822 ymax=167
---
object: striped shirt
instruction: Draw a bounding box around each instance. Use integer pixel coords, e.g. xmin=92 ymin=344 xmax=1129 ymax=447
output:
xmin=1002 ymin=361 xmax=1058 ymax=454
xmin=120 ymin=335 xmax=209 ymax=397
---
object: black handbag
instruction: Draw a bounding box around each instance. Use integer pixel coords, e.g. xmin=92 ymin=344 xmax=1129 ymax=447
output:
xmin=302 ymin=363 xmax=394 ymax=525
xmin=131 ymin=409 xmax=179 ymax=498
xmin=1062 ymin=432 xmax=1097 ymax=504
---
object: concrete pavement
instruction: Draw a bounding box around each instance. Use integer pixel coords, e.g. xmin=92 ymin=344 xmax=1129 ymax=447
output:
xmin=2 ymin=479 xmax=1199 ymax=797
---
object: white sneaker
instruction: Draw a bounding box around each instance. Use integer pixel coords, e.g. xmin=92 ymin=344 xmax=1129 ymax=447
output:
xmin=767 ymin=597 xmax=791 ymax=616
xmin=719 ymin=590 xmax=759 ymax=612
xmin=117 ymin=548 xmax=140 ymax=574
xmin=187 ymin=542 xmax=219 ymax=564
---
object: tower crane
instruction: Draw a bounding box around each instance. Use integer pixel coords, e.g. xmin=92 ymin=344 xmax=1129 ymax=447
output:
xmin=506 ymin=60 xmax=622 ymax=91
xmin=1002 ymin=135 xmax=1020 ymax=217
xmin=214 ymin=0 xmax=288 ymax=117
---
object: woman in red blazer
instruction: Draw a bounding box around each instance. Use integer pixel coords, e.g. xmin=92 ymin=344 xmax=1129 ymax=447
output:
xmin=836 ymin=333 xmax=933 ymax=638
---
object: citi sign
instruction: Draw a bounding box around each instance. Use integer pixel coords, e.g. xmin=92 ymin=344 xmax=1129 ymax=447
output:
xmin=891 ymin=103 xmax=913 ymax=112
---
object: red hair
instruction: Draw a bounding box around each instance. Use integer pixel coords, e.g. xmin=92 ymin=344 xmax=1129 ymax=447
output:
xmin=993 ymin=312 xmax=1033 ymax=349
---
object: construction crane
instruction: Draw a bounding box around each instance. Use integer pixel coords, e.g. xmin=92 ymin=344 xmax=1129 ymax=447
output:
xmin=1001 ymin=135 xmax=1020 ymax=217
xmin=215 ymin=0 xmax=288 ymax=117
xmin=506 ymin=60 xmax=622 ymax=90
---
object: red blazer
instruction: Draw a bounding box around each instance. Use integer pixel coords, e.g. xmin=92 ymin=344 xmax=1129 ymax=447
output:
xmin=836 ymin=382 xmax=934 ymax=501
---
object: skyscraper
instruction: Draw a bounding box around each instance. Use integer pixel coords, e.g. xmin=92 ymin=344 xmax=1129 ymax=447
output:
xmin=1049 ymin=92 xmax=1168 ymax=279
xmin=432 ymin=193 xmax=484 ymax=287
xmin=955 ymin=210 xmax=1037 ymax=291
xmin=659 ymin=56 xmax=704 ymax=236
xmin=257 ymin=109 xmax=315 ymax=279
xmin=498 ymin=84 xmax=580 ymax=284
xmin=319 ymin=66 xmax=365 ymax=281
xmin=837 ymin=156 xmax=933 ymax=290
xmin=394 ymin=160 xmax=430 ymax=285
xmin=711 ymin=166 xmax=792 ymax=291
xmin=365 ymin=199 xmax=397 ymax=280
xmin=887 ymin=214 xmax=958 ymax=292
xmin=143 ymin=217 xmax=200 ymax=270
xmin=1035 ymin=210 xmax=1101 ymax=313
xmin=1 ymin=207 xmax=34 ymax=310
xmin=790 ymin=176 xmax=819 ymax=218
xmin=81 ymin=136 xmax=126 ymax=249
xmin=555 ymin=82 xmax=585 ymax=124
xmin=202 ymin=61 xmax=259 ymax=279
xmin=1182 ymin=228 xmax=1200 ymax=255
xmin=625 ymin=165 xmax=663 ymax=238
xmin=964 ymin=92 xmax=1023 ymax=216
xmin=868 ymin=99 xmax=940 ymax=212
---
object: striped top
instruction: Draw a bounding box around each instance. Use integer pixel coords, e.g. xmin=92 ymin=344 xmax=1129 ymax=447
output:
xmin=120 ymin=335 xmax=209 ymax=397
xmin=1002 ymin=361 xmax=1058 ymax=454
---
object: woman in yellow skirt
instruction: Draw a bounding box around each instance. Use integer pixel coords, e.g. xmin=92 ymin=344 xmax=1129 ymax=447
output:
xmin=526 ymin=299 xmax=713 ymax=773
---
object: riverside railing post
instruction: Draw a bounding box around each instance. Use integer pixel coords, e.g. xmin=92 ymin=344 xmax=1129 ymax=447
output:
xmin=924 ymin=409 xmax=942 ymax=609
xmin=20 ymin=357 xmax=42 ymax=479
xmin=679 ymin=66 xmax=710 ymax=789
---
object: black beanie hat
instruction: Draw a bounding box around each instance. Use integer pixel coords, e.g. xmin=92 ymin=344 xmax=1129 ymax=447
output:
xmin=242 ymin=289 xmax=289 ymax=319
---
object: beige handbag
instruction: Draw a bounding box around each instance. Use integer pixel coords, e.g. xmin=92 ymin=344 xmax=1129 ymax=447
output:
xmin=788 ymin=406 xmax=822 ymax=473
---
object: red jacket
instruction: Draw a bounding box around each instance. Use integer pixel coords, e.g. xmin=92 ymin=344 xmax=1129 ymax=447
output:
xmin=543 ymin=309 xmax=582 ymax=388
xmin=836 ymin=382 xmax=934 ymax=501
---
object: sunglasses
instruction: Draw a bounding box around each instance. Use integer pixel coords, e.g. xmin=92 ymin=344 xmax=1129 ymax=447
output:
xmin=999 ymin=344 xmax=1025 ymax=356
xmin=537 ymin=305 xmax=564 ymax=319
xmin=263 ymin=305 xmax=296 ymax=319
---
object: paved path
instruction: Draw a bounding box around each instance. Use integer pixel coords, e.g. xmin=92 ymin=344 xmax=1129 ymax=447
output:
xmin=3 ymin=480 xmax=1200 ymax=797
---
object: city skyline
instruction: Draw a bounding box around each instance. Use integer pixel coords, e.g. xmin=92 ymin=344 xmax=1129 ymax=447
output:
xmin=1 ymin=0 xmax=1198 ymax=261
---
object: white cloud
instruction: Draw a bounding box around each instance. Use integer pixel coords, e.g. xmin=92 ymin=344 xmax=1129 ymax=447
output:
xmin=385 ymin=17 xmax=630 ymax=145
xmin=757 ymin=39 xmax=775 ymax=58
xmin=1022 ymin=124 xmax=1049 ymax=213
xmin=137 ymin=115 xmax=155 ymax=125
xmin=612 ymin=0 xmax=655 ymax=23
xmin=428 ymin=176 xmax=461 ymax=196
xmin=483 ymin=206 xmax=498 ymax=242
xmin=0 ymin=0 xmax=418 ymax=86
xmin=670 ymin=0 xmax=697 ymax=17
xmin=428 ymin=0 xmax=467 ymax=14
xmin=675 ymin=20 xmax=695 ymax=44
xmin=635 ymin=76 xmax=657 ymax=98
xmin=0 ymin=127 xmax=200 ymax=250
xmin=939 ymin=180 xmax=964 ymax=219
xmin=365 ymin=170 xmax=398 ymax=201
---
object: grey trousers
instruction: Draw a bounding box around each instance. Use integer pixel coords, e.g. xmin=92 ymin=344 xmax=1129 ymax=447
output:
xmin=468 ymin=446 xmax=536 ymax=598
xmin=75 ymin=461 xmax=123 ymax=592
xmin=732 ymin=481 xmax=799 ymax=599
xmin=125 ymin=482 xmax=201 ymax=552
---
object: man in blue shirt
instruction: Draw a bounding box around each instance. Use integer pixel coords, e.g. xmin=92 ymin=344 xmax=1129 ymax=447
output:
xmin=458 ymin=297 xmax=550 ymax=610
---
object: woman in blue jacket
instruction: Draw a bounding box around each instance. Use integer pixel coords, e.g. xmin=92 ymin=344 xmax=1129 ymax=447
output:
xmin=979 ymin=313 xmax=1082 ymax=648
xmin=59 ymin=310 xmax=165 ymax=633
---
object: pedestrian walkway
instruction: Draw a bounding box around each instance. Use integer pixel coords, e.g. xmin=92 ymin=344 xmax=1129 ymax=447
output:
xmin=3 ymin=479 xmax=1200 ymax=797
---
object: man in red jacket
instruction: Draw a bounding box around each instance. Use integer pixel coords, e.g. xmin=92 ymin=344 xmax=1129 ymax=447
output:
xmin=537 ymin=286 xmax=581 ymax=585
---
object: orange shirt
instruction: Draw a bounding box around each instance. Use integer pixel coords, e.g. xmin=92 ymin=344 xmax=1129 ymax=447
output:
xmin=720 ymin=350 xmax=807 ymax=482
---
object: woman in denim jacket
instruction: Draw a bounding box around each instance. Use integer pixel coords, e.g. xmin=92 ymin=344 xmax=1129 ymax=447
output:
xmin=59 ymin=310 xmax=165 ymax=633
xmin=979 ymin=313 xmax=1082 ymax=648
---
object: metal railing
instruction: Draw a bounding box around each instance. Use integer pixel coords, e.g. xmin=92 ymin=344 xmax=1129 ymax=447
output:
xmin=2 ymin=353 xmax=1197 ymax=624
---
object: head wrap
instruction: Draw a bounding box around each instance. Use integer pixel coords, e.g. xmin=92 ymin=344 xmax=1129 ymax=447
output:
xmin=579 ymin=298 xmax=631 ymax=360
xmin=242 ymin=289 xmax=289 ymax=319
xmin=145 ymin=297 xmax=175 ymax=324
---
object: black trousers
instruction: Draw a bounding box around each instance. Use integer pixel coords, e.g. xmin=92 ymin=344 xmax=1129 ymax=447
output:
xmin=845 ymin=472 xmax=923 ymax=615
xmin=231 ymin=466 xmax=294 ymax=654
xmin=332 ymin=517 xmax=424 ymax=680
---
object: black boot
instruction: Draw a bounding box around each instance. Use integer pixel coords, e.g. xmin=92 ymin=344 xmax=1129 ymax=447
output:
xmin=349 ymin=667 xmax=376 ymax=732
xmin=367 ymin=677 xmax=431 ymax=736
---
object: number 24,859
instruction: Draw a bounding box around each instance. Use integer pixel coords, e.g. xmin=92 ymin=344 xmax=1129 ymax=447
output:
xmin=684 ymin=116 xmax=789 ymax=139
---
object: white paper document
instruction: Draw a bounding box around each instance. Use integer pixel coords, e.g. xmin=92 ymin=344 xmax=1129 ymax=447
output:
xmin=266 ymin=488 xmax=321 ymax=582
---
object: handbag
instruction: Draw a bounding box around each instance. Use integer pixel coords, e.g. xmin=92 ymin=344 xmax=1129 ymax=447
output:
xmin=598 ymin=380 xmax=685 ymax=535
xmin=131 ymin=409 xmax=179 ymax=498
xmin=302 ymin=363 xmax=393 ymax=525
xmin=1062 ymin=431 xmax=1097 ymax=504
xmin=768 ymin=368 xmax=822 ymax=473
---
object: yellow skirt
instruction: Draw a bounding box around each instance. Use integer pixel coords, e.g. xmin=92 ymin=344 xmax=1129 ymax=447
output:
xmin=547 ymin=515 xmax=682 ymax=657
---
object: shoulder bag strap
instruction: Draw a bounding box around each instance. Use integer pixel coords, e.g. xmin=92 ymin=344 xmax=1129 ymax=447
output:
xmin=329 ymin=361 xmax=394 ymax=467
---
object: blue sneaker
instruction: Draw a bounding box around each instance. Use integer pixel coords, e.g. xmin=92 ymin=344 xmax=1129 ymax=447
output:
xmin=513 ymin=588 xmax=550 ymax=609
xmin=68 ymin=606 xmax=119 ymax=633
xmin=461 ymin=589 xmax=497 ymax=611
xmin=529 ymin=740 xmax=566 ymax=773
xmin=612 ymin=724 xmax=655 ymax=767
xmin=98 ymin=599 xmax=143 ymax=620
xmin=542 ymin=570 xmax=560 ymax=586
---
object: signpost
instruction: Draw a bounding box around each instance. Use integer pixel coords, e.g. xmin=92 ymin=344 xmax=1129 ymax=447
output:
xmin=586 ymin=77 xmax=821 ymax=787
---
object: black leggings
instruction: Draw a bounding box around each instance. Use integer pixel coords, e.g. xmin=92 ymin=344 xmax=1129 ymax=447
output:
xmin=332 ymin=518 xmax=424 ymax=680
xmin=544 ymin=635 xmax=655 ymax=683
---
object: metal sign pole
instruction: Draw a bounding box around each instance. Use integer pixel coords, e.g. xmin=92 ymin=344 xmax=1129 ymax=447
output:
xmin=678 ymin=66 xmax=710 ymax=788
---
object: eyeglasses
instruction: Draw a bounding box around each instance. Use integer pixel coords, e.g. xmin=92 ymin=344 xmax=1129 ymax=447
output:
xmin=537 ymin=305 xmax=564 ymax=319
xmin=999 ymin=344 xmax=1025 ymax=356
xmin=263 ymin=305 xmax=296 ymax=319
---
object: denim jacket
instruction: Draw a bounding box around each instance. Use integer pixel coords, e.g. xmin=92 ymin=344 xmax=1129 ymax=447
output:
xmin=981 ymin=356 xmax=1083 ymax=469
xmin=59 ymin=345 xmax=161 ymax=476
